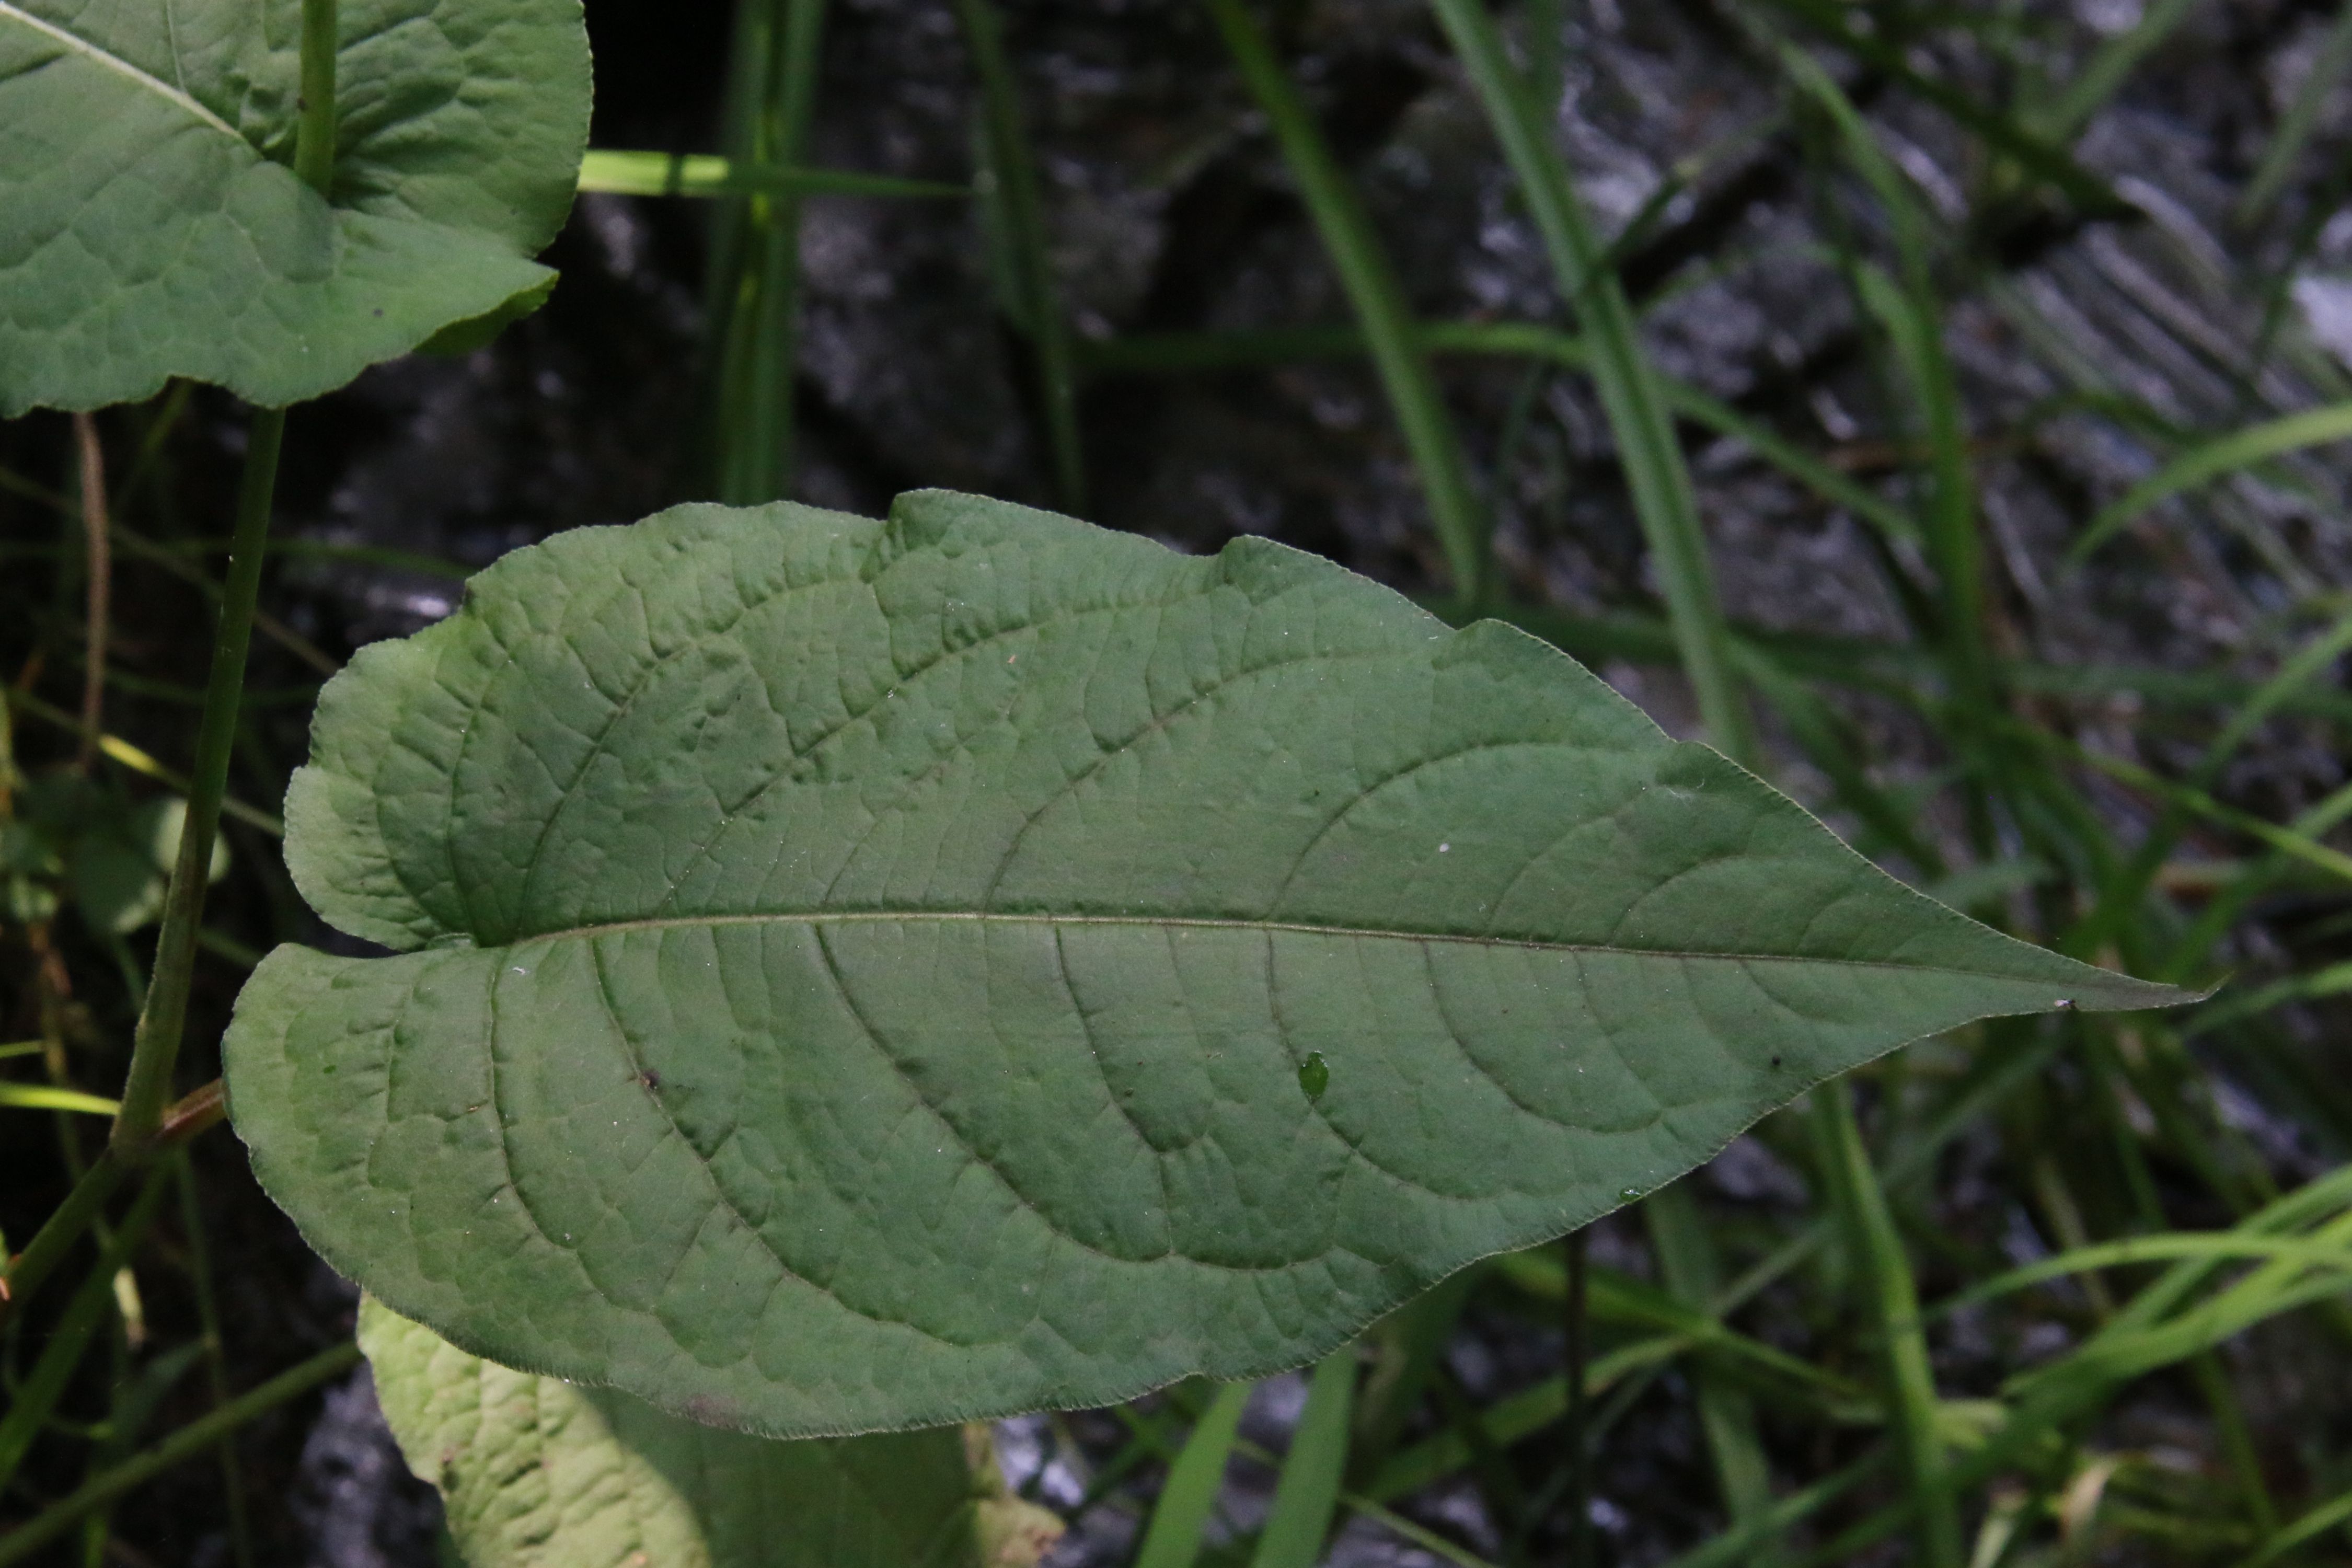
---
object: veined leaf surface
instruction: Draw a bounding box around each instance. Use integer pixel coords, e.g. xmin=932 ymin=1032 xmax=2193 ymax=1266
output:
xmin=0 ymin=0 xmax=589 ymax=415
xmin=361 ymin=1298 xmax=1062 ymax=1568
xmin=226 ymin=490 xmax=2181 ymax=1436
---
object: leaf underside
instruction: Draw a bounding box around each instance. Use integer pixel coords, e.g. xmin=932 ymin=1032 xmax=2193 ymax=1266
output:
xmin=0 ymin=0 xmax=589 ymax=415
xmin=360 ymin=1298 xmax=1053 ymax=1568
xmin=226 ymin=490 xmax=2181 ymax=1437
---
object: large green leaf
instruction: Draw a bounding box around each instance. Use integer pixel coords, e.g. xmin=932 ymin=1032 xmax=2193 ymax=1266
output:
xmin=225 ymin=490 xmax=2182 ymax=1437
xmin=360 ymin=1298 xmax=1064 ymax=1568
xmin=0 ymin=0 xmax=590 ymax=416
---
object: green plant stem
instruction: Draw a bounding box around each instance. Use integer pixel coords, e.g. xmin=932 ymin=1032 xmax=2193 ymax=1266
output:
xmin=1203 ymin=0 xmax=1489 ymax=604
xmin=954 ymin=0 xmax=1087 ymax=513
xmin=710 ymin=0 xmax=829 ymax=504
xmin=0 ymin=1167 xmax=169 ymax=1490
xmin=0 ymin=1340 xmax=362 ymax=1567
xmin=1781 ymin=50 xmax=2001 ymax=768
xmin=108 ymin=408 xmax=285 ymax=1158
xmin=293 ymin=0 xmax=337 ymax=196
xmin=176 ymin=1152 xmax=257 ymax=1568
xmin=1563 ymin=1228 xmax=1591 ymax=1568
xmin=1427 ymin=0 xmax=1754 ymax=760
xmin=1644 ymin=1183 xmax=1781 ymax=1558
xmin=1813 ymin=1085 xmax=1962 ymax=1568
xmin=0 ymin=1152 xmax=125 ymax=1325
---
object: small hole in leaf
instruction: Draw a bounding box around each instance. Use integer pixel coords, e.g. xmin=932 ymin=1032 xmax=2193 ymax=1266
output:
xmin=1770 ymin=1055 xmax=1783 ymax=1068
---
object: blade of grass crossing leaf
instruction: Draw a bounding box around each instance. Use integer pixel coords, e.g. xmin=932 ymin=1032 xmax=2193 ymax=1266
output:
xmin=2072 ymin=402 xmax=2352 ymax=562
xmin=1427 ymin=0 xmax=1755 ymax=757
xmin=1816 ymin=1086 xmax=1964 ymax=1568
xmin=1135 ymin=1382 xmax=1253 ymax=1568
xmin=953 ymin=0 xmax=1087 ymax=512
xmin=1203 ymin=0 xmax=1488 ymax=601
xmin=1251 ymin=1349 xmax=1358 ymax=1568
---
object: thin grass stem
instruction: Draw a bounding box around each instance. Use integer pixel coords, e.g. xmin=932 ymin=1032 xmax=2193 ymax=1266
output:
xmin=1815 ymin=1085 xmax=1964 ymax=1568
xmin=1428 ymin=0 xmax=1755 ymax=759
xmin=954 ymin=0 xmax=1087 ymax=513
xmin=1204 ymin=0 xmax=1489 ymax=604
xmin=0 ymin=1167 xmax=169 ymax=1491
xmin=0 ymin=1340 xmax=362 ymax=1567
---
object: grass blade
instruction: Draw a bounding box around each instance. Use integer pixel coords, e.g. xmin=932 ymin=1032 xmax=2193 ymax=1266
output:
xmin=580 ymin=149 xmax=967 ymax=200
xmin=1936 ymin=1234 xmax=2352 ymax=1313
xmin=1203 ymin=0 xmax=1490 ymax=603
xmin=0 ymin=1085 xmax=120 ymax=1117
xmin=1362 ymin=1335 xmax=1689 ymax=1502
xmin=1752 ymin=0 xmax=2126 ymax=215
xmin=1135 ymin=1382 xmax=1252 ymax=1568
xmin=1816 ymin=1085 xmax=1964 ymax=1568
xmin=1427 ymin=0 xmax=1755 ymax=758
xmin=1783 ymin=49 xmax=2002 ymax=757
xmin=2070 ymin=401 xmax=2352 ymax=562
xmin=1351 ymin=1269 xmax=1480 ymax=1481
xmin=1084 ymin=320 xmax=1922 ymax=542
xmin=706 ymin=0 xmax=829 ymax=504
xmin=0 ymin=1168 xmax=169 ymax=1491
xmin=952 ymin=0 xmax=1087 ymax=513
xmin=1653 ymin=1449 xmax=1890 ymax=1568
xmin=0 ymin=1340 xmax=363 ymax=1568
xmin=2239 ymin=1483 xmax=2352 ymax=1568
xmin=2239 ymin=0 xmax=2352 ymax=222
xmin=2043 ymin=0 xmax=2204 ymax=143
xmin=1644 ymin=1185 xmax=1782 ymax=1556
xmin=1251 ymin=1349 xmax=1358 ymax=1568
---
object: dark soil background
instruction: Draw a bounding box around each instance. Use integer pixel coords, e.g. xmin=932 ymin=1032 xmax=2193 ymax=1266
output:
xmin=5 ymin=0 xmax=2351 ymax=1563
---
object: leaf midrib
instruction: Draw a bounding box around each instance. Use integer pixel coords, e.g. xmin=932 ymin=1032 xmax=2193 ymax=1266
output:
xmin=465 ymin=908 xmax=2090 ymax=987
xmin=0 ymin=1 xmax=241 ymax=142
